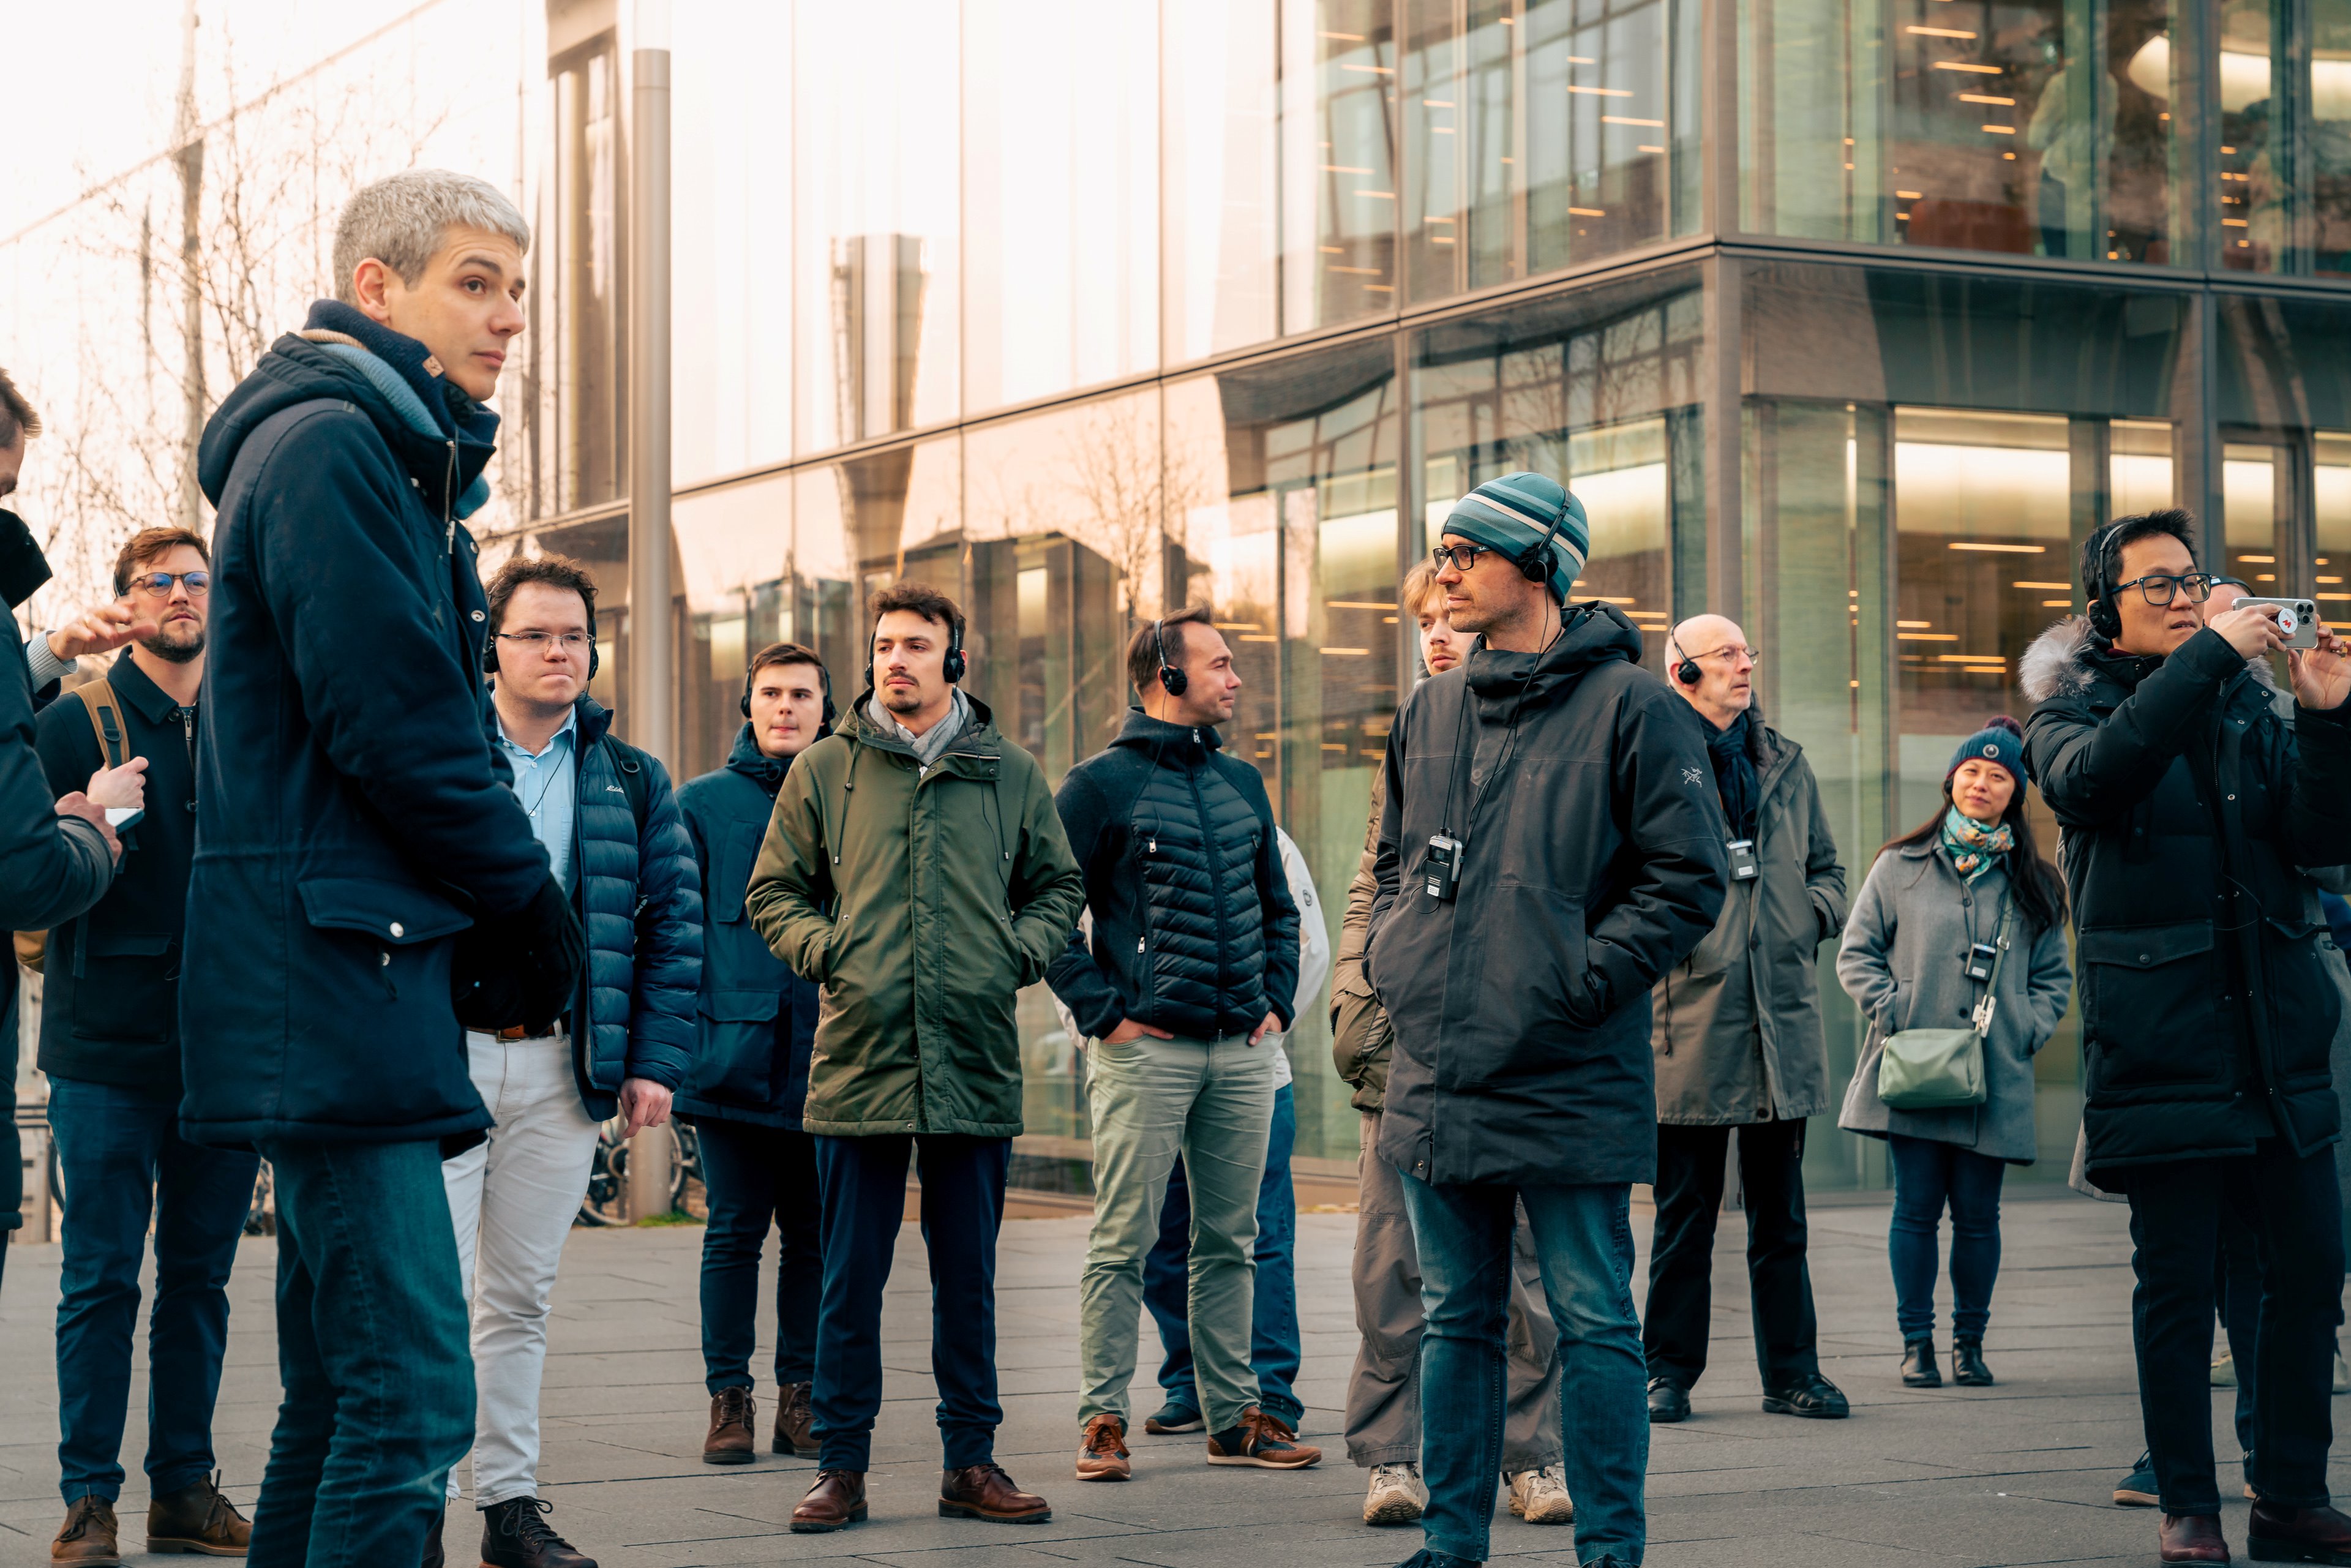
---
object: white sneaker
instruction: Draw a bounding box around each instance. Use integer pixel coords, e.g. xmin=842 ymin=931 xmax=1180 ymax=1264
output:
xmin=1362 ymin=1462 xmax=1426 ymax=1525
xmin=1508 ymin=1464 xmax=1575 ymax=1525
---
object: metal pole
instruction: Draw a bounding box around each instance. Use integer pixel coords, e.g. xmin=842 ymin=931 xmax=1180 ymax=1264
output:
xmin=628 ymin=17 xmax=673 ymax=768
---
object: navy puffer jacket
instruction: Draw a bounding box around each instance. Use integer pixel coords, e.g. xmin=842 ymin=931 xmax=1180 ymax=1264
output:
xmin=565 ymin=699 xmax=700 ymax=1117
xmin=1048 ymin=709 xmax=1300 ymax=1041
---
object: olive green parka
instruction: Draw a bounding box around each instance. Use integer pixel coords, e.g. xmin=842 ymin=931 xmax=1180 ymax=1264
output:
xmin=744 ymin=693 xmax=1085 ymax=1137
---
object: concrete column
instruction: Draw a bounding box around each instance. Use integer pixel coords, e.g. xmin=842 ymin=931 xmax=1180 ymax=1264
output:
xmin=628 ymin=7 xmax=672 ymax=769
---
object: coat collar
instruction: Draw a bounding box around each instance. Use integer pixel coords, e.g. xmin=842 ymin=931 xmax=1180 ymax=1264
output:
xmin=103 ymin=648 xmax=194 ymax=723
xmin=1111 ymin=705 xmax=1223 ymax=762
xmin=2020 ymin=613 xmax=2280 ymax=709
xmin=838 ymin=688 xmax=1004 ymax=767
xmin=724 ymin=721 xmax=789 ymax=793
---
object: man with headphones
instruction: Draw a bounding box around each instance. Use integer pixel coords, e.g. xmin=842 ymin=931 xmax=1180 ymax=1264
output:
xmin=439 ymin=553 xmax=702 ymax=1568
xmin=675 ymin=643 xmax=834 ymax=1465
xmin=1046 ymin=604 xmax=1313 ymax=1483
xmin=2021 ymin=510 xmax=2351 ymax=1566
xmin=1644 ymin=614 xmax=1850 ymax=1427
xmin=1364 ymin=471 xmax=1727 ymax=1568
xmin=746 ymin=581 xmax=1084 ymax=1535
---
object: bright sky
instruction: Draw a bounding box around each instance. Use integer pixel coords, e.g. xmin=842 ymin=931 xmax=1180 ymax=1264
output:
xmin=4 ymin=1 xmax=433 ymax=243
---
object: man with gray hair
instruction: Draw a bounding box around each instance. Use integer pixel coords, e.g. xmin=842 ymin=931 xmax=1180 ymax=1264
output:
xmin=185 ymin=169 xmax=582 ymax=1568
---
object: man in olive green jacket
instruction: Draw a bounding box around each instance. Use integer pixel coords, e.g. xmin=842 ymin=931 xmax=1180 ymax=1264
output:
xmin=745 ymin=583 xmax=1084 ymax=1535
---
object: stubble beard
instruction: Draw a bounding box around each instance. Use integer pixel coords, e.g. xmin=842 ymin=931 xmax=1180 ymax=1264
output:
xmin=141 ymin=625 xmax=204 ymax=665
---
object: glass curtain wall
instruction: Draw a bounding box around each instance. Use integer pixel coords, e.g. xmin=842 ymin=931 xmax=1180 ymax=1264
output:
xmin=2219 ymin=0 xmax=2351 ymax=275
xmin=1284 ymin=1 xmax=1405 ymax=328
xmin=674 ymin=476 xmax=793 ymax=782
xmin=1165 ymin=0 xmax=1283 ymax=360
xmin=532 ymin=30 xmax=627 ymax=516
xmin=1741 ymin=259 xmax=2189 ymax=1189
xmin=1740 ymin=0 xmax=2184 ymax=264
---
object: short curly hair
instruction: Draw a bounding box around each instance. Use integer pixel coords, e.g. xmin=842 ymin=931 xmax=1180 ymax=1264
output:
xmin=486 ymin=552 xmax=598 ymax=635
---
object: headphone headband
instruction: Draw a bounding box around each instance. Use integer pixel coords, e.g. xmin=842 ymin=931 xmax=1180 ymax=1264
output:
xmin=1153 ymin=615 xmax=1189 ymax=698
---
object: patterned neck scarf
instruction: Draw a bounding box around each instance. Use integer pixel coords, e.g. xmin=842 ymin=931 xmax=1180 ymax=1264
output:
xmin=1940 ymin=806 xmax=2014 ymax=883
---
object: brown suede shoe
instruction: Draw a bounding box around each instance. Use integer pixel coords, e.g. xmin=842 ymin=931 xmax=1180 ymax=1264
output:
xmin=2249 ymin=1499 xmax=2351 ymax=1565
xmin=51 ymin=1496 xmax=121 ymax=1565
xmin=703 ymin=1387 xmax=756 ymax=1465
xmin=789 ymin=1471 xmax=866 ymax=1534
xmin=939 ymin=1463 xmax=1052 ymax=1523
xmin=2159 ymin=1513 xmax=2231 ymax=1564
xmin=147 ymin=1471 xmax=252 ymax=1555
xmin=1075 ymin=1414 xmax=1131 ymax=1482
xmin=1204 ymin=1406 xmax=1324 ymax=1469
xmin=773 ymin=1381 xmax=819 ymax=1457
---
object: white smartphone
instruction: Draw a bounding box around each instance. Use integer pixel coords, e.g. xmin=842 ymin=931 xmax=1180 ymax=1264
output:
xmin=104 ymin=806 xmax=143 ymax=832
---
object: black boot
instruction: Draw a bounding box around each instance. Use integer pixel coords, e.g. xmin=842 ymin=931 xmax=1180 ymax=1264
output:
xmin=1952 ymin=1337 xmax=1993 ymax=1387
xmin=480 ymin=1496 xmax=597 ymax=1568
xmin=1901 ymin=1337 xmax=1941 ymax=1387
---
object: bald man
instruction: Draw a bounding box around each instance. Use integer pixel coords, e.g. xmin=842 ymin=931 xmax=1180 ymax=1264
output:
xmin=1644 ymin=616 xmax=1851 ymax=1424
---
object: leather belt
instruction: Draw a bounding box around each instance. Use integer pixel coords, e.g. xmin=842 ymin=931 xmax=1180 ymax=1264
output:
xmin=497 ymin=1025 xmax=530 ymax=1040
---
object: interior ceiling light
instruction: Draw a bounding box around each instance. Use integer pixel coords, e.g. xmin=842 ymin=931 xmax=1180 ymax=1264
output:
xmin=2128 ymin=35 xmax=2351 ymax=114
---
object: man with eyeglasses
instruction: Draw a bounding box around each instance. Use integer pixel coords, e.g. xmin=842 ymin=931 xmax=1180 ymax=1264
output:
xmin=437 ymin=553 xmax=700 ymax=1568
xmin=2021 ymin=508 xmax=2351 ymax=1566
xmin=1643 ymin=615 xmax=1850 ymax=1428
xmin=36 ymin=527 xmax=262 ymax=1561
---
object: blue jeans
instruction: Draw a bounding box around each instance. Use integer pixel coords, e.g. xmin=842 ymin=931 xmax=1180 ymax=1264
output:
xmin=695 ymin=1119 xmax=822 ymax=1393
xmin=1402 ymin=1171 xmax=1647 ymax=1566
xmin=246 ymin=1139 xmax=472 ymax=1568
xmin=49 ymin=1076 xmax=258 ymax=1503
xmin=1142 ymin=1081 xmax=1301 ymax=1424
xmin=811 ymin=1134 xmax=1008 ymax=1472
xmin=1887 ymin=1133 xmax=2006 ymax=1341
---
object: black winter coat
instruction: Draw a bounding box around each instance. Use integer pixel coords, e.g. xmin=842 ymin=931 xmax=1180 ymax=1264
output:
xmin=2022 ymin=617 xmax=2351 ymax=1175
xmin=675 ymin=724 xmax=820 ymax=1129
xmin=1368 ymin=606 xmax=1729 ymax=1187
xmin=36 ymin=653 xmax=198 ymax=1090
xmin=182 ymin=303 xmax=550 ymax=1148
xmin=1048 ymin=709 xmax=1300 ymax=1041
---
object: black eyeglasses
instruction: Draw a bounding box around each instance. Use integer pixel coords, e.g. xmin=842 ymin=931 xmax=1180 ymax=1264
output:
xmin=2113 ymin=571 xmax=2216 ymax=607
xmin=1431 ymin=543 xmax=1496 ymax=572
xmin=127 ymin=571 xmax=209 ymax=599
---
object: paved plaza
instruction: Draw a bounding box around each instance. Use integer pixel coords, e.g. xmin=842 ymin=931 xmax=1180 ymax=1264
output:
xmin=1 ymin=1185 xmax=2340 ymax=1567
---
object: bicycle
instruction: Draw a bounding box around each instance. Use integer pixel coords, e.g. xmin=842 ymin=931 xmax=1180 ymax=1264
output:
xmin=577 ymin=1118 xmax=701 ymax=1226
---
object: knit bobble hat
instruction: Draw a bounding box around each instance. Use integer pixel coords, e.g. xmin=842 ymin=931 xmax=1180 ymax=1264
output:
xmin=1439 ymin=471 xmax=1591 ymax=606
xmin=1947 ymin=715 xmax=2027 ymax=789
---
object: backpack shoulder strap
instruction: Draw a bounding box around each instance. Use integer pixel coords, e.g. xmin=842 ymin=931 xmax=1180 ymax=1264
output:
xmin=80 ymin=678 xmax=125 ymax=768
xmin=604 ymin=735 xmax=652 ymax=835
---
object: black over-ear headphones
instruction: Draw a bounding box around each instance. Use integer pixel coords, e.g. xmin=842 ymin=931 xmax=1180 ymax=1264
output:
xmin=2084 ymin=522 xmax=2124 ymax=639
xmin=943 ymin=615 xmax=967 ymax=684
xmin=483 ymin=600 xmax=599 ymax=680
xmin=1153 ymin=617 xmax=1187 ymax=697
xmin=741 ymin=655 xmax=838 ymax=729
xmin=1667 ymin=620 xmax=1701 ymax=687
xmin=1513 ymin=500 xmax=1575 ymax=593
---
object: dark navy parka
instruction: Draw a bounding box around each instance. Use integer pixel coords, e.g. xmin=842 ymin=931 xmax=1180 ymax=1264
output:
xmin=673 ymin=724 xmax=819 ymax=1128
xmin=182 ymin=303 xmax=550 ymax=1148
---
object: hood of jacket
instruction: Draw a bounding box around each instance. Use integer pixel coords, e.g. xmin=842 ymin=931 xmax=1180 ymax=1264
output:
xmin=1463 ymin=601 xmax=1648 ymax=711
xmin=198 ymin=301 xmax=498 ymax=522
xmin=2020 ymin=614 xmax=2280 ymax=706
xmin=722 ymin=722 xmax=789 ymax=795
xmin=836 ymin=687 xmax=1000 ymax=759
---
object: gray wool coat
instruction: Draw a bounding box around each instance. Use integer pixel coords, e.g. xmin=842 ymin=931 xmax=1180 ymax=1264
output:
xmin=1836 ymin=840 xmax=2075 ymax=1164
xmin=1652 ymin=719 xmax=1848 ymax=1125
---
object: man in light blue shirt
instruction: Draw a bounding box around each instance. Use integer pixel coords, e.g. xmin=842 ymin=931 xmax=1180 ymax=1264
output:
xmin=493 ymin=705 xmax=577 ymax=891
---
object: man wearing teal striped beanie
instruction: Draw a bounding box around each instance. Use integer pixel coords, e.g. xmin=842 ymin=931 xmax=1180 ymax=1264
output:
xmin=1434 ymin=470 xmax=1591 ymax=609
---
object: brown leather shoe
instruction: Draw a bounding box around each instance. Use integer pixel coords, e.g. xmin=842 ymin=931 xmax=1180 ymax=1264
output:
xmin=939 ymin=1463 xmax=1052 ymax=1522
xmin=773 ymin=1381 xmax=819 ymax=1457
xmin=1204 ymin=1406 xmax=1324 ymax=1469
xmin=53 ymin=1497 xmax=121 ymax=1566
xmin=703 ymin=1387 xmax=756 ymax=1465
xmin=148 ymin=1471 xmax=252 ymax=1555
xmin=2159 ymin=1513 xmax=2231 ymax=1564
xmin=789 ymin=1471 xmax=867 ymax=1534
xmin=2249 ymin=1499 xmax=2351 ymax=1564
xmin=1074 ymin=1414 xmax=1131 ymax=1482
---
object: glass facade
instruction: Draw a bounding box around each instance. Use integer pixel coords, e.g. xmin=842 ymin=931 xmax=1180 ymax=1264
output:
xmin=470 ymin=1 xmax=2351 ymax=1185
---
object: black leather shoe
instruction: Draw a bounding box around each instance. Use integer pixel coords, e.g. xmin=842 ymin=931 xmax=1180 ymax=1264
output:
xmin=479 ymin=1496 xmax=596 ymax=1568
xmin=1646 ymin=1377 xmax=1690 ymax=1424
xmin=1900 ymin=1337 xmax=1941 ymax=1388
xmin=1952 ymin=1337 xmax=1994 ymax=1387
xmin=1761 ymin=1373 xmax=1850 ymax=1419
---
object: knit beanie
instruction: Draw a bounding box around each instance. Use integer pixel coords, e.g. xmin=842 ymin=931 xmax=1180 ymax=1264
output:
xmin=1438 ymin=471 xmax=1591 ymax=606
xmin=1947 ymin=715 xmax=2027 ymax=788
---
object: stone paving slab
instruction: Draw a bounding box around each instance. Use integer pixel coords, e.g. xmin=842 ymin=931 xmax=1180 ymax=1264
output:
xmin=2 ymin=1187 xmax=2345 ymax=1566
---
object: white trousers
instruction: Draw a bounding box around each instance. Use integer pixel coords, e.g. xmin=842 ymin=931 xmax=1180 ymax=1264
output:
xmin=441 ymin=1032 xmax=602 ymax=1505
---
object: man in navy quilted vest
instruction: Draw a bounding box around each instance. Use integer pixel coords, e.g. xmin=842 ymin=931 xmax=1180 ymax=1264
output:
xmin=441 ymin=553 xmax=700 ymax=1568
xmin=1049 ymin=606 xmax=1316 ymax=1483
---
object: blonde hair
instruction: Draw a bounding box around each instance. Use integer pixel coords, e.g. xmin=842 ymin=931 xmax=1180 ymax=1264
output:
xmin=1400 ymin=560 xmax=1443 ymax=619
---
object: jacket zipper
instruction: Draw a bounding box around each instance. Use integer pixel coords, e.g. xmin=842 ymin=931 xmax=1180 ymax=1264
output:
xmin=442 ymin=438 xmax=459 ymax=552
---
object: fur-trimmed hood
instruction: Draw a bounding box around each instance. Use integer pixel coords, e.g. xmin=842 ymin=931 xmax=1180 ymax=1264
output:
xmin=2019 ymin=615 xmax=2279 ymax=706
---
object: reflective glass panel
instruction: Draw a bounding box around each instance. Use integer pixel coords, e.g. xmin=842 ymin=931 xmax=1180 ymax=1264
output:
xmin=1281 ymin=0 xmax=1402 ymax=328
xmin=964 ymin=0 xmax=1159 ymax=412
xmin=675 ymin=475 xmax=793 ymax=781
xmin=2216 ymin=0 xmax=2351 ymax=274
xmin=1739 ymin=0 xmax=2180 ymax=265
xmin=1164 ymin=0 xmax=1281 ymax=360
xmin=671 ymin=6 xmax=792 ymax=486
xmin=788 ymin=434 xmax=964 ymax=693
xmin=534 ymin=34 xmax=626 ymax=514
xmin=2319 ymin=432 xmax=2351 ymax=615
xmin=793 ymin=0 xmax=959 ymax=454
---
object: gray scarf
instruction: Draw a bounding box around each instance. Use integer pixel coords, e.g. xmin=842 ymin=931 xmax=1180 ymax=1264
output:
xmin=868 ymin=688 xmax=970 ymax=769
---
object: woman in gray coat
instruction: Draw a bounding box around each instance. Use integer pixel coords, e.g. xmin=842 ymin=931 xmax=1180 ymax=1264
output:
xmin=1837 ymin=718 xmax=2073 ymax=1390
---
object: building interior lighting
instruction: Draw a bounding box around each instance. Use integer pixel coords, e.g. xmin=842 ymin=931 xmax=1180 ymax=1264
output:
xmin=1324 ymin=599 xmax=1392 ymax=610
xmin=1897 ymin=620 xmax=1935 ymax=628
xmin=1214 ymin=621 xmax=1262 ymax=632
xmin=2004 ymin=151 xmax=2016 ymax=159
xmin=1934 ymin=61 xmax=2003 ymax=73
xmin=1639 ymin=144 xmax=1665 ymax=152
xmin=1358 ymin=190 xmax=1397 ymax=198
xmin=1907 ymin=24 xmax=1978 ymax=37
xmin=1958 ymin=93 xmax=2015 ymax=105
xmin=2014 ymin=580 xmax=2071 ymax=590
xmin=1949 ymin=542 xmax=2044 ymax=552
xmin=1899 ymin=632 xmax=1960 ymax=640
xmin=1938 ymin=654 xmax=2008 ymax=663
xmin=1321 ymin=647 xmax=1370 ymax=656
xmin=1321 ymin=31 xmax=1366 ymax=40
xmin=2240 ymin=555 xmax=2275 ymax=563
xmin=1602 ymin=116 xmax=1665 ymax=126
xmin=1341 ymin=63 xmax=1395 ymax=74
xmin=1983 ymin=124 xmax=2015 ymax=133
xmin=1568 ymin=84 xmax=1633 ymax=96
xmin=1424 ymin=99 xmax=1455 ymax=107
xmin=1569 ymin=54 xmax=1594 ymax=63
xmin=1897 ymin=189 xmax=1924 ymax=199
xmin=1569 ymin=206 xmax=1607 ymax=216
xmin=2042 ymin=598 xmax=2074 ymax=607
xmin=1322 ymin=165 xmax=1373 ymax=173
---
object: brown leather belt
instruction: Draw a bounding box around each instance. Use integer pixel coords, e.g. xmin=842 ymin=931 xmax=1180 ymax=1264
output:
xmin=497 ymin=1024 xmax=530 ymax=1040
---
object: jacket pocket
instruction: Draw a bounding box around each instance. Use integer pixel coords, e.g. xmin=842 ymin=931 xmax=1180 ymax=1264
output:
xmin=296 ymin=876 xmax=471 ymax=1007
xmin=1331 ymin=973 xmax=1392 ymax=1086
xmin=2077 ymin=920 xmax=2228 ymax=1091
xmin=2264 ymin=917 xmax=2343 ymax=1087
xmin=1478 ymin=880 xmax=1596 ymax=1034
xmin=689 ymin=988 xmax=784 ymax=1106
xmin=65 ymin=929 xmax=177 ymax=1045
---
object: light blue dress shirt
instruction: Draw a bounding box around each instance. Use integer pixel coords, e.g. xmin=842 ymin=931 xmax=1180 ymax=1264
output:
xmin=495 ymin=707 xmax=577 ymax=891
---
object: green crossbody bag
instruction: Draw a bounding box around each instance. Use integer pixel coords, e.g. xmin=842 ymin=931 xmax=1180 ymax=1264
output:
xmin=1877 ymin=895 xmax=2010 ymax=1111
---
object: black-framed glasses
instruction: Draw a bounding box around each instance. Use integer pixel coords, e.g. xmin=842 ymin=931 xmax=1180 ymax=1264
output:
xmin=496 ymin=631 xmax=592 ymax=653
xmin=2113 ymin=571 xmax=2216 ymax=607
xmin=1431 ymin=543 xmax=1496 ymax=572
xmin=127 ymin=571 xmax=209 ymax=598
